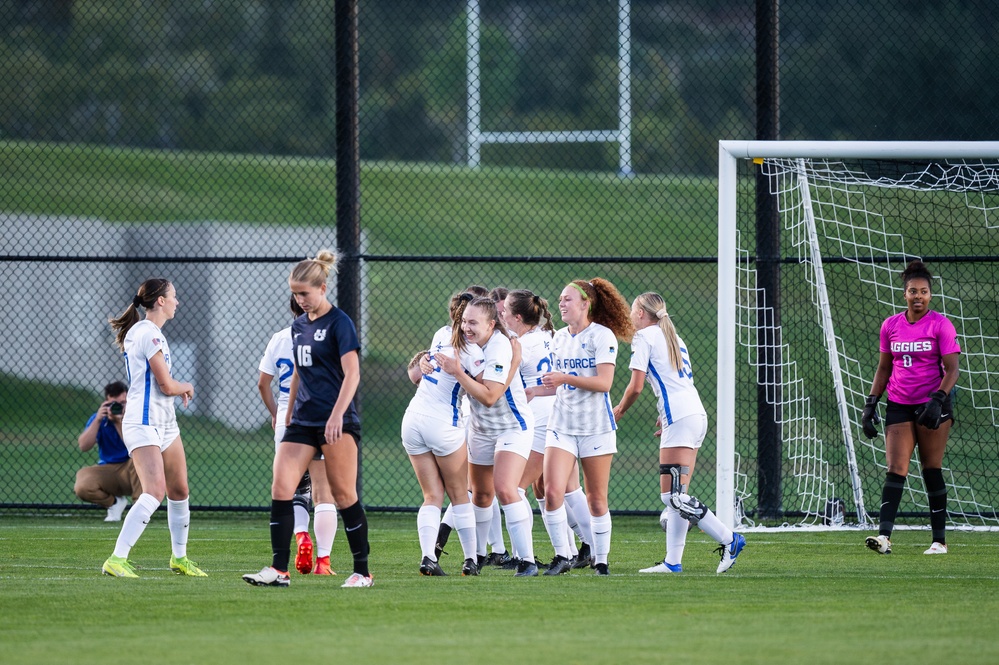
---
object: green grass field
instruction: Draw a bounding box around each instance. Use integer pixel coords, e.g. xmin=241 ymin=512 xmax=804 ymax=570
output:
xmin=2 ymin=513 xmax=997 ymax=665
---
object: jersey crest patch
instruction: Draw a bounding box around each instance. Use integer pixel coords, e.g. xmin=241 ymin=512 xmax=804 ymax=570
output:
xmin=314 ymin=329 xmax=327 ymax=341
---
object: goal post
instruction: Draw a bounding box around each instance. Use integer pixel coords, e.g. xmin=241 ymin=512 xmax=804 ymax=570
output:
xmin=718 ymin=141 xmax=999 ymax=530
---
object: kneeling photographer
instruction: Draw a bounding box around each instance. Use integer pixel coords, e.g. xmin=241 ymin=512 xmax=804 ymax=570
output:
xmin=75 ymin=381 xmax=142 ymax=521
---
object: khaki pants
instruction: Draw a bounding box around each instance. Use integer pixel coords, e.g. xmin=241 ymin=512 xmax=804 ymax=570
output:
xmin=74 ymin=460 xmax=142 ymax=507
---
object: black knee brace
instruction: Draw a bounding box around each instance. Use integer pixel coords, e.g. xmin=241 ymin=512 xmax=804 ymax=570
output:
xmin=295 ymin=470 xmax=312 ymax=497
xmin=659 ymin=463 xmax=690 ymax=496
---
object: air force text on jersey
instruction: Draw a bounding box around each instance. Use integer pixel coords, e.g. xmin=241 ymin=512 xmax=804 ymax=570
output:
xmin=556 ymin=357 xmax=597 ymax=371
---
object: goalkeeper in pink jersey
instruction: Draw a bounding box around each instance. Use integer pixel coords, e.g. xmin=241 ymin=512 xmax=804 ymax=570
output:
xmin=861 ymin=260 xmax=961 ymax=556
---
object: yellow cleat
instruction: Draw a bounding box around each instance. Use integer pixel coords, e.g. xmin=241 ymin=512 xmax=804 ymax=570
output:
xmin=170 ymin=555 xmax=208 ymax=577
xmin=102 ymin=555 xmax=139 ymax=578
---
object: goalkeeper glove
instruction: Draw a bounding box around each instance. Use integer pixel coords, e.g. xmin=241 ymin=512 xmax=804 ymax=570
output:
xmin=916 ymin=390 xmax=947 ymax=430
xmin=861 ymin=394 xmax=881 ymax=439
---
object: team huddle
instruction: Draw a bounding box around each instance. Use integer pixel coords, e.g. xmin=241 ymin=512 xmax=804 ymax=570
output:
xmin=98 ymin=253 xmax=956 ymax=584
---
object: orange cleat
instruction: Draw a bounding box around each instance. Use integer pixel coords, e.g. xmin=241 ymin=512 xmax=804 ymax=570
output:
xmin=295 ymin=531 xmax=314 ymax=575
xmin=313 ymin=555 xmax=336 ymax=575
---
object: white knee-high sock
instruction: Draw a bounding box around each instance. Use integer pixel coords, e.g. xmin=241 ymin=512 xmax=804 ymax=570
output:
xmin=564 ymin=487 xmax=592 ymax=546
xmin=167 ymin=497 xmax=190 ymax=559
xmin=417 ymin=505 xmax=441 ymax=560
xmin=488 ymin=496 xmax=507 ymax=553
xmin=113 ymin=493 xmax=160 ymax=559
xmin=543 ymin=505 xmax=570 ymax=558
xmin=473 ymin=504 xmax=493 ymax=557
xmin=502 ymin=499 xmax=535 ymax=563
xmin=566 ymin=523 xmax=579 ymax=556
xmin=452 ymin=502 xmax=477 ymax=561
xmin=664 ymin=503 xmax=688 ymax=566
xmin=441 ymin=495 xmax=459 ymax=529
xmin=314 ymin=503 xmax=338 ymax=558
xmin=518 ymin=488 xmax=534 ymax=535
xmin=292 ymin=492 xmax=311 ymax=534
xmin=590 ymin=511 xmax=612 ymax=566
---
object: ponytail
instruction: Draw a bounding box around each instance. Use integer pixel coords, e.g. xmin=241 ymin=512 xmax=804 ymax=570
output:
xmin=109 ymin=278 xmax=171 ymax=351
xmin=636 ymin=292 xmax=682 ymax=373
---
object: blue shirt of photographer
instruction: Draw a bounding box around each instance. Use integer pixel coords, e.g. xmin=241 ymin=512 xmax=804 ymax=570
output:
xmin=83 ymin=414 xmax=129 ymax=465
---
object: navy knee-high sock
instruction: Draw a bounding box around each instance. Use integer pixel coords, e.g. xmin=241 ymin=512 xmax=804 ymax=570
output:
xmin=270 ymin=499 xmax=295 ymax=572
xmin=922 ymin=467 xmax=947 ymax=545
xmin=340 ymin=501 xmax=370 ymax=576
xmin=878 ymin=472 xmax=906 ymax=538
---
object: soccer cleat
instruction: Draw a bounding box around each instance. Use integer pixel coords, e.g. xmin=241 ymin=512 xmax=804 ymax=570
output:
xmin=639 ymin=559 xmax=683 ymax=573
xmin=483 ymin=551 xmax=512 ymax=567
xmin=313 ymin=555 xmax=336 ymax=575
xmin=501 ymin=556 xmax=522 ymax=570
xmin=514 ymin=560 xmax=539 ymax=577
xmin=716 ymin=532 xmax=746 ymax=573
xmin=476 ymin=554 xmax=487 ymax=570
xmin=924 ymin=542 xmax=948 ymax=555
xmin=243 ymin=567 xmax=290 ymax=587
xmin=593 ymin=563 xmax=610 ymax=576
xmin=102 ymin=555 xmax=138 ymax=578
xmin=419 ymin=556 xmax=447 ymax=577
xmin=295 ymin=531 xmax=314 ymax=575
xmin=461 ymin=558 xmax=479 ymax=576
xmin=341 ymin=572 xmax=374 ymax=588
xmin=571 ymin=542 xmax=592 ymax=569
xmin=104 ymin=496 xmax=128 ymax=522
xmin=543 ymin=555 xmax=573 ymax=576
xmin=865 ymin=535 xmax=892 ymax=555
xmin=170 ymin=555 xmax=208 ymax=577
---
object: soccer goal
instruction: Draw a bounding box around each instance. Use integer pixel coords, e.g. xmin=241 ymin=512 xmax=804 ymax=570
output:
xmin=717 ymin=141 xmax=999 ymax=531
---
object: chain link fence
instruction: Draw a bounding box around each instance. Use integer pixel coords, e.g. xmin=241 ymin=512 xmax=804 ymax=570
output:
xmin=2 ymin=0 xmax=996 ymax=514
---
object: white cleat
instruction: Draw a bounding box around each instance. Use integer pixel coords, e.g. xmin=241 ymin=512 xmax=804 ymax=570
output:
xmin=923 ymin=542 xmax=948 ymax=555
xmin=242 ymin=566 xmax=290 ymax=587
xmin=104 ymin=496 xmax=128 ymax=522
xmin=639 ymin=559 xmax=682 ymax=573
xmin=865 ymin=535 xmax=892 ymax=554
xmin=341 ymin=572 xmax=374 ymax=588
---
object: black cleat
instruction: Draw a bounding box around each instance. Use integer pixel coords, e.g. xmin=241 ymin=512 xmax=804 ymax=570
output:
xmin=594 ymin=563 xmax=609 ymax=576
xmin=419 ymin=556 xmax=447 ymax=577
xmin=483 ymin=551 xmax=512 ymax=567
xmin=500 ymin=555 xmax=521 ymax=570
xmin=461 ymin=558 xmax=479 ymax=576
xmin=571 ymin=543 xmax=592 ymax=569
xmin=543 ymin=555 xmax=573 ymax=576
xmin=514 ymin=560 xmax=539 ymax=577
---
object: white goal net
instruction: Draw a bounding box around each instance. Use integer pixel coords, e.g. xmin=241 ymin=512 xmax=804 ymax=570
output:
xmin=717 ymin=141 xmax=999 ymax=530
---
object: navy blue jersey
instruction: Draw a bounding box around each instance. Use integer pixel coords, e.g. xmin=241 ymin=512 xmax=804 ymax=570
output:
xmin=290 ymin=306 xmax=361 ymax=427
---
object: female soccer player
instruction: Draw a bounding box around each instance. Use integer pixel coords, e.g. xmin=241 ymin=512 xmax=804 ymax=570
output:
xmin=540 ymin=278 xmax=634 ymax=576
xmin=613 ymin=292 xmax=745 ymax=574
xmin=244 ymin=249 xmax=372 ymax=588
xmin=435 ymin=297 xmax=539 ymax=576
xmin=503 ymin=289 xmax=591 ymax=568
xmin=257 ymin=296 xmax=338 ymax=576
xmin=402 ymin=292 xmax=485 ymax=577
xmin=862 ymin=260 xmax=961 ymax=555
xmin=102 ymin=279 xmax=206 ymax=579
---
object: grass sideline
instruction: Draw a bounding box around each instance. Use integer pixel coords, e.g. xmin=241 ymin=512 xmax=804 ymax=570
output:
xmin=1 ymin=513 xmax=997 ymax=665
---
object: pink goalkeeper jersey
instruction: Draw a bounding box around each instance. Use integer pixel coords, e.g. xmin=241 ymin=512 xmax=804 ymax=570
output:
xmin=879 ymin=310 xmax=960 ymax=405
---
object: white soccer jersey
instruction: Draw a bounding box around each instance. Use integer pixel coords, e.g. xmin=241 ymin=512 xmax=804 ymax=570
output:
xmin=121 ymin=319 xmax=178 ymax=429
xmin=408 ymin=326 xmax=485 ymax=426
xmin=258 ymin=327 xmax=295 ymax=411
xmin=629 ymin=326 xmax=706 ymax=426
xmin=469 ymin=330 xmax=534 ymax=435
xmin=517 ymin=327 xmax=556 ymax=423
xmin=548 ymin=322 xmax=618 ymax=436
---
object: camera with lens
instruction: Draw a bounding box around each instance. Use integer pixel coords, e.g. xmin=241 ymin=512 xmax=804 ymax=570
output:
xmin=109 ymin=401 xmax=124 ymax=416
